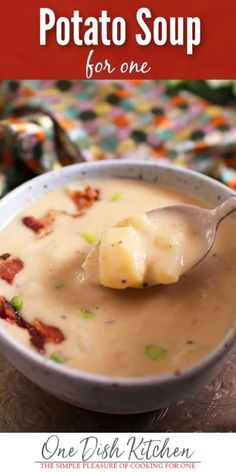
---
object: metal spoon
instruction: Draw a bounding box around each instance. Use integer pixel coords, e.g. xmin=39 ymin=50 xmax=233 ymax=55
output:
xmin=147 ymin=195 xmax=236 ymax=273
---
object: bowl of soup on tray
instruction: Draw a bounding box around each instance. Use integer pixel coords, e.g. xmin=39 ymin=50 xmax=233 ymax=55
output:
xmin=0 ymin=160 xmax=235 ymax=414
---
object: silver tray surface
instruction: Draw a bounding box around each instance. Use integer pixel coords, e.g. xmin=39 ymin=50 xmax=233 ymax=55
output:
xmin=0 ymin=351 xmax=235 ymax=432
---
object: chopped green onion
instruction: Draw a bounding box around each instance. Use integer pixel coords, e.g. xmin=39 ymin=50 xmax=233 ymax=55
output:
xmin=110 ymin=192 xmax=121 ymax=202
xmin=81 ymin=232 xmax=98 ymax=245
xmin=145 ymin=344 xmax=167 ymax=360
xmin=11 ymin=295 xmax=24 ymax=311
xmin=54 ymin=282 xmax=64 ymax=289
xmin=49 ymin=352 xmax=65 ymax=363
xmin=79 ymin=309 xmax=96 ymax=319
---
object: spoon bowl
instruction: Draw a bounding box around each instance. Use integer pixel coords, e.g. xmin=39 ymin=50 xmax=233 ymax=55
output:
xmin=147 ymin=195 xmax=236 ymax=276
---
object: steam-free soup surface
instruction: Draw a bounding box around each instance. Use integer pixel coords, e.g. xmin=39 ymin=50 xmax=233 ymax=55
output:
xmin=0 ymin=178 xmax=235 ymax=376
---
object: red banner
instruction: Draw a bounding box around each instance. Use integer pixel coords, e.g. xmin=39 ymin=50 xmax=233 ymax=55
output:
xmin=0 ymin=0 xmax=235 ymax=78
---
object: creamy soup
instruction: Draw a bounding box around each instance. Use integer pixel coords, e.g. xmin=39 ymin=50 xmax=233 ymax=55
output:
xmin=0 ymin=178 xmax=235 ymax=377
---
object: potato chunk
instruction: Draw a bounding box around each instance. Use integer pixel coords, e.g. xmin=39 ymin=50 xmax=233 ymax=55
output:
xmin=83 ymin=212 xmax=186 ymax=289
xmin=117 ymin=213 xmax=152 ymax=232
xmin=117 ymin=213 xmax=184 ymax=284
xmin=99 ymin=227 xmax=146 ymax=289
xmin=146 ymin=232 xmax=184 ymax=284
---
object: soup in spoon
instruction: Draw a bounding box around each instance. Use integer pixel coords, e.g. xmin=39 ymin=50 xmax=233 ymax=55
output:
xmin=83 ymin=210 xmax=208 ymax=288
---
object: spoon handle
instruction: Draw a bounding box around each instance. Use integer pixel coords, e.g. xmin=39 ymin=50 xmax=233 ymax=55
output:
xmin=213 ymin=195 xmax=236 ymax=224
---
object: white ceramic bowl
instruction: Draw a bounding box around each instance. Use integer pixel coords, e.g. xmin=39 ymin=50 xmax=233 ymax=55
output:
xmin=0 ymin=161 xmax=235 ymax=414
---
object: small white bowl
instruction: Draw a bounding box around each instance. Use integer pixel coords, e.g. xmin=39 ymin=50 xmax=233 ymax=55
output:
xmin=0 ymin=161 xmax=235 ymax=414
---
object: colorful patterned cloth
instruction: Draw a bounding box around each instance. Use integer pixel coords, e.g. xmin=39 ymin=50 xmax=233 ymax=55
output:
xmin=0 ymin=80 xmax=236 ymax=195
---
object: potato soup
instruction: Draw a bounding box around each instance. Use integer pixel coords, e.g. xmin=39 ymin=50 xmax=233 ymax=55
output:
xmin=0 ymin=178 xmax=235 ymax=377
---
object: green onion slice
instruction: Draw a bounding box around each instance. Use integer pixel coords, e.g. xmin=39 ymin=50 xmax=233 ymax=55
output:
xmin=79 ymin=309 xmax=96 ymax=319
xmin=110 ymin=192 xmax=121 ymax=202
xmin=49 ymin=352 xmax=65 ymax=363
xmin=81 ymin=232 xmax=98 ymax=245
xmin=54 ymin=282 xmax=64 ymax=289
xmin=11 ymin=295 xmax=24 ymax=311
xmin=145 ymin=344 xmax=167 ymax=360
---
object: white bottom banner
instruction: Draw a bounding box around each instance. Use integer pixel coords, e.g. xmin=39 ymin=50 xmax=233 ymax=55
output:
xmin=1 ymin=433 xmax=234 ymax=471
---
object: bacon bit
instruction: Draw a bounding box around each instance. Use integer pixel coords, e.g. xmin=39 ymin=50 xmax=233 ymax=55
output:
xmin=0 ymin=295 xmax=16 ymax=321
xmin=0 ymin=253 xmax=10 ymax=260
xmin=27 ymin=326 xmax=45 ymax=353
xmin=0 ymin=296 xmax=65 ymax=354
xmin=34 ymin=319 xmax=65 ymax=344
xmin=22 ymin=211 xmax=56 ymax=237
xmin=14 ymin=312 xmax=45 ymax=354
xmin=22 ymin=188 xmax=99 ymax=238
xmin=0 ymin=295 xmax=45 ymax=353
xmin=22 ymin=216 xmax=45 ymax=233
xmin=40 ymin=211 xmax=56 ymax=237
xmin=0 ymin=256 xmax=24 ymax=285
xmin=70 ymin=186 xmax=100 ymax=211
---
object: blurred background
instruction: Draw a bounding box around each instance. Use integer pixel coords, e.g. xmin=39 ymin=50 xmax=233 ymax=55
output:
xmin=0 ymin=79 xmax=235 ymax=196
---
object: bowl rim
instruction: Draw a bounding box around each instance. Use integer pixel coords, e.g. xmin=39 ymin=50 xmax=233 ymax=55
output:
xmin=0 ymin=159 xmax=235 ymax=387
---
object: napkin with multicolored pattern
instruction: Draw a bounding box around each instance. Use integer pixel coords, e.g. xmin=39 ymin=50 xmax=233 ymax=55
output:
xmin=0 ymin=80 xmax=235 ymax=196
